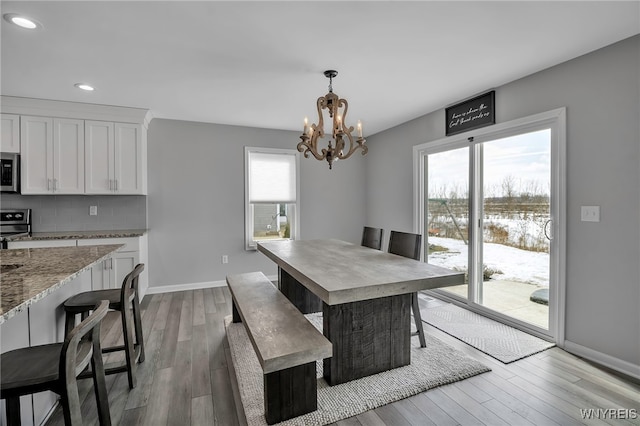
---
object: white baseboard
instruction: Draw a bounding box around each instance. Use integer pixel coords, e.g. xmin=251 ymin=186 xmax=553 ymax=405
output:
xmin=564 ymin=340 xmax=640 ymax=381
xmin=144 ymin=275 xmax=278 ymax=295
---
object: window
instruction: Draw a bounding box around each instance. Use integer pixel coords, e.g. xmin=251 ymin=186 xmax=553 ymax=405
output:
xmin=245 ymin=147 xmax=300 ymax=250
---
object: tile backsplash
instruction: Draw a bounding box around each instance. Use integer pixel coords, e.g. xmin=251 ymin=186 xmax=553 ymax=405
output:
xmin=0 ymin=194 xmax=147 ymax=232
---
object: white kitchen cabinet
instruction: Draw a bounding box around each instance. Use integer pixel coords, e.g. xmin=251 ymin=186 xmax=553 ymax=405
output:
xmin=78 ymin=237 xmax=140 ymax=290
xmin=20 ymin=116 xmax=84 ymax=194
xmin=85 ymin=121 xmax=146 ymax=195
xmin=0 ymin=114 xmax=20 ymax=153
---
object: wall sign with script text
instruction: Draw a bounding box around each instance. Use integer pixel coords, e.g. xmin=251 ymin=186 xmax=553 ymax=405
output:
xmin=445 ymin=91 xmax=495 ymax=136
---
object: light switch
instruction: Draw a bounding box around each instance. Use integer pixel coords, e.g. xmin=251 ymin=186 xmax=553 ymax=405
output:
xmin=89 ymin=205 xmax=98 ymax=216
xmin=581 ymin=206 xmax=600 ymax=222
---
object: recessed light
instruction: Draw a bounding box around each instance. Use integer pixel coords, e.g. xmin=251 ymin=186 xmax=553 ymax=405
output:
xmin=3 ymin=13 xmax=42 ymax=30
xmin=74 ymin=83 xmax=95 ymax=91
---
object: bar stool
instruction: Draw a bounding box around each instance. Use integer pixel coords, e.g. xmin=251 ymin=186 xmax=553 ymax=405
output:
xmin=63 ymin=263 xmax=145 ymax=389
xmin=1 ymin=300 xmax=111 ymax=426
xmin=388 ymin=230 xmax=427 ymax=348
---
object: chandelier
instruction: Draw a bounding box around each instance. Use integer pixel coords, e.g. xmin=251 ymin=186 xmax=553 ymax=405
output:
xmin=297 ymin=70 xmax=367 ymax=169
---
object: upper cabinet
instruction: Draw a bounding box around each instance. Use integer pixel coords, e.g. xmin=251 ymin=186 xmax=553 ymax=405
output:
xmin=1 ymin=114 xmax=20 ymax=153
xmin=1 ymin=96 xmax=150 ymax=195
xmin=85 ymin=121 xmax=146 ymax=194
xmin=20 ymin=116 xmax=85 ymax=194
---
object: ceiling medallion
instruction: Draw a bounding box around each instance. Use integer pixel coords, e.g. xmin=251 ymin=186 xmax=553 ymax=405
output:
xmin=297 ymin=70 xmax=367 ymax=170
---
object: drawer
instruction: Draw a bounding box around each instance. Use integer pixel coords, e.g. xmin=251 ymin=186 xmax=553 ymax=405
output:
xmin=77 ymin=237 xmax=139 ymax=252
xmin=7 ymin=239 xmax=76 ymax=249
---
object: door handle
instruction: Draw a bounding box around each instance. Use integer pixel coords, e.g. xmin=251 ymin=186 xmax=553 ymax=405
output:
xmin=544 ymin=219 xmax=553 ymax=240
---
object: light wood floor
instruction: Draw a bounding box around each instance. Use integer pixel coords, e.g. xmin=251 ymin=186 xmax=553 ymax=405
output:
xmin=45 ymin=287 xmax=640 ymax=426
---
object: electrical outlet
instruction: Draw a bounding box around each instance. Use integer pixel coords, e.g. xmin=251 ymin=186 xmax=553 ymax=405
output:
xmin=89 ymin=205 xmax=98 ymax=216
xmin=581 ymin=206 xmax=600 ymax=222
xmin=222 ymin=255 xmax=228 ymax=264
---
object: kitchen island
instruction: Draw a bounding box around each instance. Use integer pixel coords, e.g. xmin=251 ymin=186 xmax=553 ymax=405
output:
xmin=1 ymin=244 xmax=122 ymax=425
xmin=1 ymin=244 xmax=123 ymax=323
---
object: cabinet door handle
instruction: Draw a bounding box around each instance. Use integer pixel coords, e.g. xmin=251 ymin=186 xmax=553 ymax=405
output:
xmin=53 ymin=178 xmax=58 ymax=191
xmin=109 ymin=179 xmax=113 ymax=191
xmin=47 ymin=178 xmax=51 ymax=191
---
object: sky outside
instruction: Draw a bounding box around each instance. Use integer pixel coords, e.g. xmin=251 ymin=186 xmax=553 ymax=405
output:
xmin=428 ymin=128 xmax=551 ymax=198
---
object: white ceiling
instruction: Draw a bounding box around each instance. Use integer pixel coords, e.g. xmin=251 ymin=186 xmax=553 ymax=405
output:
xmin=1 ymin=1 xmax=639 ymax=136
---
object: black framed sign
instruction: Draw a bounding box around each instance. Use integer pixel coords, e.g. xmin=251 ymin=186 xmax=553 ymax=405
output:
xmin=445 ymin=90 xmax=495 ymax=136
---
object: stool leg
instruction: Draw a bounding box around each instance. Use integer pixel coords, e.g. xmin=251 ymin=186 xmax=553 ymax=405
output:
xmin=121 ymin=306 xmax=137 ymax=389
xmin=132 ymin=294 xmax=145 ymax=363
xmin=65 ymin=312 xmax=76 ymax=337
xmin=60 ymin=387 xmax=77 ymax=425
xmin=5 ymin=396 xmax=21 ymax=426
xmin=412 ymin=292 xmax=427 ymax=348
xmin=91 ymin=339 xmax=112 ymax=426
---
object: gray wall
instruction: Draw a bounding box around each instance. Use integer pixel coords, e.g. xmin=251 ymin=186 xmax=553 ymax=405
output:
xmin=146 ymin=119 xmax=366 ymax=288
xmin=0 ymin=193 xmax=146 ymax=231
xmin=365 ymin=35 xmax=640 ymax=368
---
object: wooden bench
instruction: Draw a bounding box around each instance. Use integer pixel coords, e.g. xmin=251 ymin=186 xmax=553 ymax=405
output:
xmin=226 ymin=272 xmax=332 ymax=425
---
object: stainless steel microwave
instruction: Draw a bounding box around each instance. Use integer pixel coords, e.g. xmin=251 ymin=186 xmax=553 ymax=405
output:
xmin=0 ymin=153 xmax=20 ymax=193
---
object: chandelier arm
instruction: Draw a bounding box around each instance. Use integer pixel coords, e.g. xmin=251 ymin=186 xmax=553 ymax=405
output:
xmin=316 ymin=97 xmax=326 ymax=138
xmin=339 ymin=98 xmax=349 ymax=129
xmin=336 ymin=131 xmax=368 ymax=160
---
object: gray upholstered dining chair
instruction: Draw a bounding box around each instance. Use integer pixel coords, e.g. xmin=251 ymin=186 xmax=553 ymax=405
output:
xmin=388 ymin=230 xmax=427 ymax=348
xmin=361 ymin=226 xmax=384 ymax=250
xmin=1 ymin=300 xmax=112 ymax=426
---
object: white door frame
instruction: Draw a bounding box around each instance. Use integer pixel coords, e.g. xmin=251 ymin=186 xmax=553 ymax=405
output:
xmin=413 ymin=107 xmax=566 ymax=345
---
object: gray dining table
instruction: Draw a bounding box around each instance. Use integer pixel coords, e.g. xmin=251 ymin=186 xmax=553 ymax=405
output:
xmin=257 ymin=238 xmax=465 ymax=385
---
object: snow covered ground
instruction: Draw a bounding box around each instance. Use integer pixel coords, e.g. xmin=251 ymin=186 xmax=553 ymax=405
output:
xmin=427 ymin=236 xmax=550 ymax=286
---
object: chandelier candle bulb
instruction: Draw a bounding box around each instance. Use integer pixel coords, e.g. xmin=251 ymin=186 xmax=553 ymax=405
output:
xmin=303 ymin=117 xmax=308 ymax=134
xmin=357 ymin=121 xmax=363 ymax=138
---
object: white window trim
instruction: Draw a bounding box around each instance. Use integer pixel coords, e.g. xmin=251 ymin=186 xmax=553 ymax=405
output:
xmin=413 ymin=107 xmax=566 ymax=345
xmin=244 ymin=146 xmax=300 ymax=251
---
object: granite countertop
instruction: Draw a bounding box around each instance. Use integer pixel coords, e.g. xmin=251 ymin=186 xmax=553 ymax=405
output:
xmin=7 ymin=229 xmax=147 ymax=242
xmin=0 ymin=244 xmax=123 ymax=324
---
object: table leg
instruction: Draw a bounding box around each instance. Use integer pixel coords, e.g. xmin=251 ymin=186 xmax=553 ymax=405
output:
xmin=322 ymin=293 xmax=411 ymax=385
xmin=278 ymin=268 xmax=322 ymax=314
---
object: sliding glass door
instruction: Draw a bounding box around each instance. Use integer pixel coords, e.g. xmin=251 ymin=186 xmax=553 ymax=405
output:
xmin=477 ymin=129 xmax=551 ymax=329
xmin=416 ymin=109 xmax=565 ymax=339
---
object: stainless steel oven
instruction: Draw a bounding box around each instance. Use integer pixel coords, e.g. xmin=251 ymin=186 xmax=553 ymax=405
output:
xmin=0 ymin=208 xmax=31 ymax=249
xmin=1 ymin=153 xmax=20 ymax=193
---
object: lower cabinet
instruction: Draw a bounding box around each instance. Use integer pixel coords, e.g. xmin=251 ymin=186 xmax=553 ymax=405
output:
xmin=77 ymin=238 xmax=140 ymax=290
xmin=6 ymin=239 xmax=76 ymax=249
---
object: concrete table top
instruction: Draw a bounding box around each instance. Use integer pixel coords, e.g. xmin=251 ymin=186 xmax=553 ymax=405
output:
xmin=257 ymin=239 xmax=465 ymax=305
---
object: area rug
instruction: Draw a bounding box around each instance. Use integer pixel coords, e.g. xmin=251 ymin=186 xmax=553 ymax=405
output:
xmin=225 ymin=313 xmax=490 ymax=426
xmin=422 ymin=302 xmax=555 ymax=363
